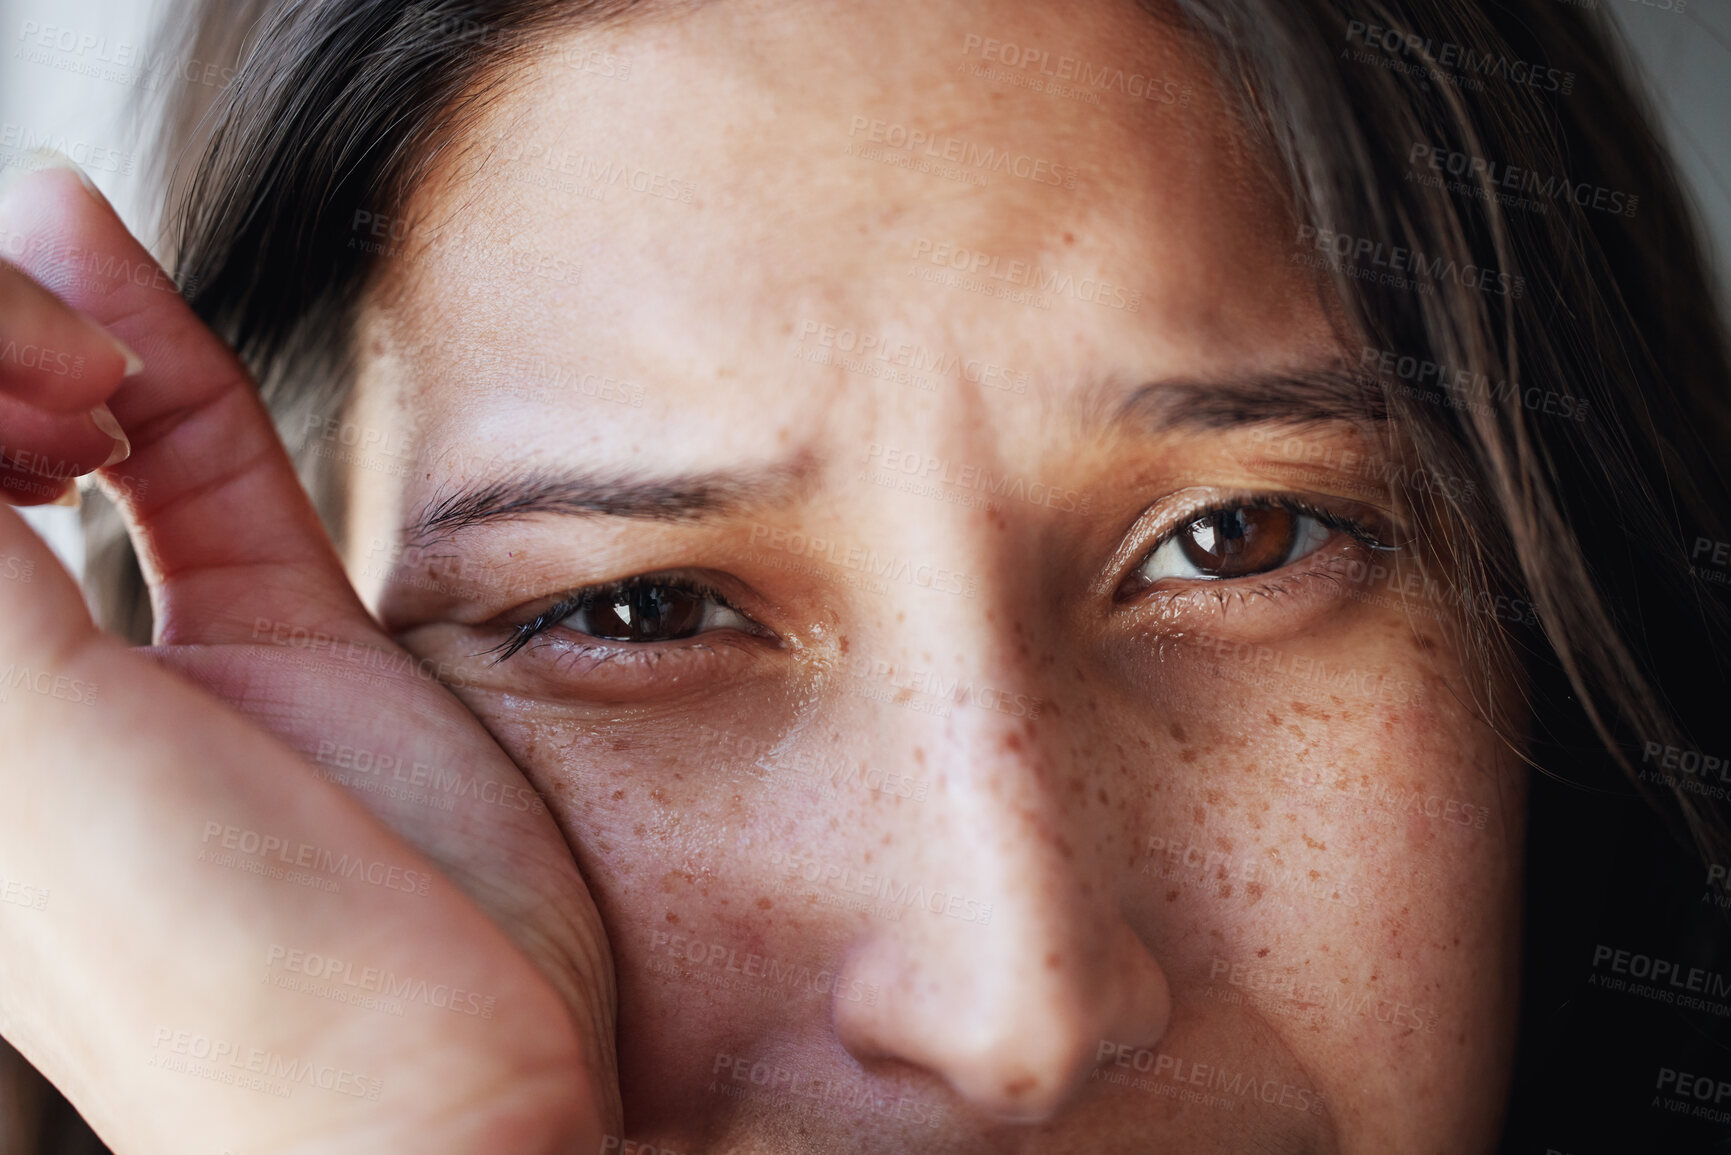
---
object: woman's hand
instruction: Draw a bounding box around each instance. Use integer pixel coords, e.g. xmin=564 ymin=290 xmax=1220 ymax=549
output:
xmin=0 ymin=160 xmax=619 ymax=1154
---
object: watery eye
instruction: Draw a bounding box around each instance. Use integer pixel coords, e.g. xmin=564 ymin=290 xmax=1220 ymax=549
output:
xmin=1137 ymin=506 xmax=1333 ymax=583
xmin=560 ymin=581 xmax=758 ymax=643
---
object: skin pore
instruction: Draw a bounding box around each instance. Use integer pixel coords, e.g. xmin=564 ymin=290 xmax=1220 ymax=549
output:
xmin=337 ymin=0 xmax=1526 ymax=1150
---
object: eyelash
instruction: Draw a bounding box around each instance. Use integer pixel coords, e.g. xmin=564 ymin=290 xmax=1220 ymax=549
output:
xmin=486 ymin=574 xmax=757 ymax=664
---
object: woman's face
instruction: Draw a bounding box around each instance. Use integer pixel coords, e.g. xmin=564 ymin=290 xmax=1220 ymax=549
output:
xmin=340 ymin=0 xmax=1525 ymax=1150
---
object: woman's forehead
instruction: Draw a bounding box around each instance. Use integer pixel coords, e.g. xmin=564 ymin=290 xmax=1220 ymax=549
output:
xmin=357 ymin=0 xmax=1340 ymax=479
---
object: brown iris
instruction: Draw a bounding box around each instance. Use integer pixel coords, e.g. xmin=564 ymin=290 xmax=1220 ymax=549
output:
xmin=1177 ymin=506 xmax=1298 ymax=577
xmin=581 ymin=582 xmax=709 ymax=642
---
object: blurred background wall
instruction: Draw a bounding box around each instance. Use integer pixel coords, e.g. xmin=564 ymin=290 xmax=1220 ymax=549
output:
xmin=1 ymin=0 xmax=171 ymax=241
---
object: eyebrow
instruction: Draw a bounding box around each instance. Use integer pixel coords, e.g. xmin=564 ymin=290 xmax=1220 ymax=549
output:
xmin=402 ymin=367 xmax=1385 ymax=542
xmin=405 ymin=459 xmax=811 ymax=544
xmin=1110 ymin=365 xmax=1386 ymax=432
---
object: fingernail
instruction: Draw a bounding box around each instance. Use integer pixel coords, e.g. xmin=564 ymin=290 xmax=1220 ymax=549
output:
xmin=88 ymin=404 xmax=131 ymax=467
xmin=0 ymin=150 xmax=108 ymax=213
xmin=111 ymin=335 xmax=144 ymax=378
xmin=49 ymin=479 xmax=81 ymax=509
xmin=22 ymin=148 xmax=108 ymax=205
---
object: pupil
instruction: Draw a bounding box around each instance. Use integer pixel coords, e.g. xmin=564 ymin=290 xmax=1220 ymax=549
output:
xmin=1179 ymin=507 xmax=1297 ymax=577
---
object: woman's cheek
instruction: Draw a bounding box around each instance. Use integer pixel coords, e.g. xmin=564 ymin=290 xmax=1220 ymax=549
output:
xmin=459 ymin=697 xmax=851 ymax=1110
xmin=1122 ymin=627 xmax=1524 ymax=1126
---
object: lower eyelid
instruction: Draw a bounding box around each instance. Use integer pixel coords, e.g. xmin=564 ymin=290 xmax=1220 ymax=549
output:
xmin=532 ymin=617 xmax=774 ymax=657
xmin=486 ymin=627 xmax=778 ymax=702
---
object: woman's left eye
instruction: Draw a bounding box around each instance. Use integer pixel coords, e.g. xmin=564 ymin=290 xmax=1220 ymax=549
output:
xmin=1134 ymin=504 xmax=1336 ymax=584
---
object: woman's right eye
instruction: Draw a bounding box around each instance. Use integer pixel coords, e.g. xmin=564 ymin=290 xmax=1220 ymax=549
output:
xmin=488 ymin=574 xmax=774 ymax=663
xmin=558 ymin=580 xmax=760 ymax=643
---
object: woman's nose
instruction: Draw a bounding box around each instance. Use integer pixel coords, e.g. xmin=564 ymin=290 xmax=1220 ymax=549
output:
xmin=827 ymin=678 xmax=1173 ymax=1122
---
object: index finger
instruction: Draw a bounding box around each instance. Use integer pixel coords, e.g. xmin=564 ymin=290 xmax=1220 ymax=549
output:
xmin=0 ymin=162 xmax=377 ymax=647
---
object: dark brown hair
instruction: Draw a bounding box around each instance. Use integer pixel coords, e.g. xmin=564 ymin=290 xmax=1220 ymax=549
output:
xmin=11 ymin=0 xmax=1731 ymax=1149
